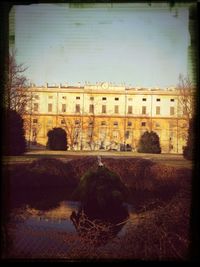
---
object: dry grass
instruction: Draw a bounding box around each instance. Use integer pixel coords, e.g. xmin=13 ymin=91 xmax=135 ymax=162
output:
xmin=61 ymin=182 xmax=191 ymax=261
xmin=4 ymin=156 xmax=192 ymax=211
xmin=5 ymin=188 xmax=191 ymax=261
xmin=3 ymin=156 xmax=192 ymax=260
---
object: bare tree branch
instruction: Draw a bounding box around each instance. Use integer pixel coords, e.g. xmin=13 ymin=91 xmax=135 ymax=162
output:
xmin=177 ymin=74 xmax=194 ymax=120
xmin=3 ymin=50 xmax=31 ymax=114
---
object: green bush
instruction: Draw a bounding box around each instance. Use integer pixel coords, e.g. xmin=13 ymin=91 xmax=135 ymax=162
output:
xmin=47 ymin=127 xmax=67 ymax=150
xmin=76 ymin=165 xmax=129 ymax=222
xmin=137 ymin=131 xmax=161 ymax=154
xmin=2 ymin=109 xmax=26 ymax=155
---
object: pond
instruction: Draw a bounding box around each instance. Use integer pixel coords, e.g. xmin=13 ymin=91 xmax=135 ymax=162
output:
xmin=7 ymin=200 xmax=135 ymax=258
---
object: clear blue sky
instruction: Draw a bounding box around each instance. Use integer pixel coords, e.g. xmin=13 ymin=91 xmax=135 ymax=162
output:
xmin=13 ymin=3 xmax=190 ymax=88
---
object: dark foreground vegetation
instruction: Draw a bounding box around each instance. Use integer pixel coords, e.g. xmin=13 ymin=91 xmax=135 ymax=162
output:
xmin=2 ymin=109 xmax=26 ymax=156
xmin=2 ymin=156 xmax=192 ymax=260
xmin=183 ymin=117 xmax=194 ymax=160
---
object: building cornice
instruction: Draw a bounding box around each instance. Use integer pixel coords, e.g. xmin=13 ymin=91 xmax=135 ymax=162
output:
xmin=26 ymin=86 xmax=180 ymax=96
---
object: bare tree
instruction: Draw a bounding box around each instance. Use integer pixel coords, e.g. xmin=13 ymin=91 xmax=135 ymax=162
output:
xmin=176 ymin=74 xmax=195 ymax=154
xmin=32 ymin=123 xmax=42 ymax=145
xmin=60 ymin=116 xmax=81 ymax=150
xmin=60 ymin=115 xmax=98 ymax=151
xmin=4 ymin=51 xmax=30 ymax=114
xmin=177 ymin=74 xmax=194 ymax=120
xmin=59 ymin=101 xmax=127 ymax=151
xmin=86 ymin=114 xmax=98 ymax=150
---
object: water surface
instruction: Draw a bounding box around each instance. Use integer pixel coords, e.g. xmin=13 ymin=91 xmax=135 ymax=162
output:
xmin=8 ymin=200 xmax=133 ymax=258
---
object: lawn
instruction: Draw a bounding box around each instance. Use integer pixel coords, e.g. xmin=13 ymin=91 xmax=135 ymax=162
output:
xmin=2 ymin=150 xmax=193 ymax=169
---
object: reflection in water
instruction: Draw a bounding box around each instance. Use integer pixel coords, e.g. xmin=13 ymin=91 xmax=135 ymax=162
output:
xmin=8 ymin=201 xmax=80 ymax=258
xmin=9 ymin=201 xmax=131 ymax=257
xmin=13 ymin=201 xmax=80 ymax=232
xmin=10 ymin=187 xmax=72 ymax=211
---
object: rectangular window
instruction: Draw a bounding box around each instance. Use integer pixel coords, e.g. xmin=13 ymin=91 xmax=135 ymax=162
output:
xmin=155 ymin=122 xmax=160 ymax=128
xmin=170 ymin=98 xmax=174 ymax=102
xmin=127 ymin=121 xmax=132 ymax=127
xmin=156 ymin=98 xmax=161 ymax=102
xmin=76 ymin=96 xmax=80 ymax=100
xmin=62 ymin=96 xmax=66 ymax=99
xmin=90 ymin=96 xmax=94 ymax=101
xmin=33 ymin=103 xmax=39 ymax=112
xmin=115 ymin=97 xmax=119 ymax=101
xmin=88 ymin=132 xmax=92 ymax=138
xmin=75 ymin=120 xmax=80 ymax=125
xmin=113 ymin=121 xmax=118 ymax=126
xmin=128 ymin=98 xmax=132 ymax=101
xmin=170 ymin=106 xmax=175 ymax=115
xmin=128 ymin=106 xmax=132 ymax=114
xmin=113 ymin=131 xmax=118 ymax=139
xmin=114 ymin=105 xmax=119 ymax=114
xmin=125 ymin=131 xmax=130 ymax=139
xmin=102 ymin=97 xmax=107 ymax=101
xmin=142 ymin=98 xmax=146 ymax=101
xmin=156 ymin=106 xmax=160 ymax=115
xmin=101 ymin=121 xmax=106 ymax=126
xmin=62 ymin=104 xmax=66 ymax=112
xmin=75 ymin=104 xmax=80 ymax=113
xmin=102 ymin=105 xmax=106 ymax=113
xmin=142 ymin=106 xmax=146 ymax=115
xmin=181 ymin=123 xmax=187 ymax=128
xmin=89 ymin=104 xmax=94 ymax=113
xmin=34 ymin=95 xmax=39 ymax=100
xmin=89 ymin=121 xmax=93 ymax=126
xmin=169 ymin=121 xmax=176 ymax=128
xmin=183 ymin=109 xmax=187 ymax=116
xmin=61 ymin=119 xmax=65 ymax=124
xmin=48 ymin=103 xmax=52 ymax=112
xmin=141 ymin=122 xmax=146 ymax=127
xmin=48 ymin=95 xmax=53 ymax=99
xmin=33 ymin=118 xmax=38 ymax=123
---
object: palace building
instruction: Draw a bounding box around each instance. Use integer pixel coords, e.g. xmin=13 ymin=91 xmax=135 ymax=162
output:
xmin=23 ymin=82 xmax=190 ymax=153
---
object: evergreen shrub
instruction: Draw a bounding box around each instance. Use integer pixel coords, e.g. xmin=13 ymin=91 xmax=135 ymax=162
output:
xmin=137 ymin=131 xmax=161 ymax=154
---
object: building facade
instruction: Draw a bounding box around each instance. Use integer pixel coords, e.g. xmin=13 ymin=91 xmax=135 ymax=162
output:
xmin=23 ymin=82 xmax=189 ymax=153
